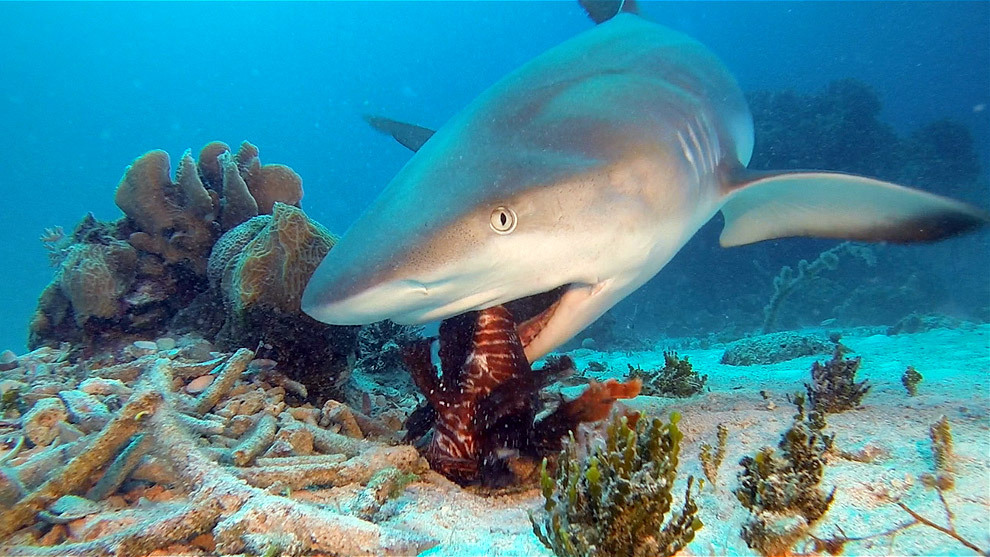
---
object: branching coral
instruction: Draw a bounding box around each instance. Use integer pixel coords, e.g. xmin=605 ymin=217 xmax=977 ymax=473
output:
xmin=627 ymin=351 xmax=706 ymax=397
xmin=531 ymin=412 xmax=702 ymax=557
xmin=805 ymin=347 xmax=870 ymax=413
xmin=734 ymin=395 xmax=835 ymax=556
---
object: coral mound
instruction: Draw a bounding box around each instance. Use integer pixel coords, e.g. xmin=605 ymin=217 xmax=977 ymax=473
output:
xmin=31 ymin=143 xmax=357 ymax=407
xmin=210 ymin=202 xmax=357 ymax=401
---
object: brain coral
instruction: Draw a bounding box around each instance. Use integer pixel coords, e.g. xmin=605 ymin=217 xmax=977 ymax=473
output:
xmin=209 ymin=202 xmax=354 ymax=400
xmin=56 ymin=241 xmax=138 ymax=325
xmin=213 ymin=202 xmax=336 ymax=313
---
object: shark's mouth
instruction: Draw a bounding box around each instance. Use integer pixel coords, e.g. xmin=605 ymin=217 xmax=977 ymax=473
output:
xmin=504 ymin=284 xmax=570 ymax=351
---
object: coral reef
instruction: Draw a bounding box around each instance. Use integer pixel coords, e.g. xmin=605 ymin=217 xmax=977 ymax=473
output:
xmin=735 ymin=395 xmax=835 ymax=556
xmin=902 ymin=365 xmax=923 ymax=396
xmin=0 ymin=341 xmax=432 ymax=556
xmin=805 ymin=347 xmax=871 ymax=413
xmin=887 ymin=312 xmax=962 ymax=336
xmin=29 ymin=144 xmax=359 ymax=405
xmin=402 ymin=306 xmax=640 ymax=486
xmin=627 ymin=351 xmax=707 ymax=397
xmin=721 ymin=331 xmax=832 ymax=366
xmin=531 ymin=411 xmax=702 ymax=557
xmin=30 ymin=142 xmax=309 ymax=354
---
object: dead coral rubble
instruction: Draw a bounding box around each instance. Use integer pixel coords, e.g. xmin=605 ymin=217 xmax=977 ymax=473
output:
xmin=0 ymin=344 xmax=434 ymax=556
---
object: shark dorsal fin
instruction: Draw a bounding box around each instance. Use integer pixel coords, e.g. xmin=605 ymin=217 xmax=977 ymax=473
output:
xmin=579 ymin=0 xmax=638 ymax=24
xmin=363 ymin=115 xmax=436 ymax=152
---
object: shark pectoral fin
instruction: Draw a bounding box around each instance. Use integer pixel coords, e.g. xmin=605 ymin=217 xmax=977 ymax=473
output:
xmin=718 ymin=170 xmax=990 ymax=247
xmin=363 ymin=115 xmax=436 ymax=152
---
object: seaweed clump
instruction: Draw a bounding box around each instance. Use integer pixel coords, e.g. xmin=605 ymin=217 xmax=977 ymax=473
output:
xmin=805 ymin=347 xmax=870 ymax=413
xmin=901 ymin=365 xmax=923 ymax=396
xmin=735 ymin=395 xmax=835 ymax=556
xmin=627 ymin=351 xmax=707 ymax=398
xmin=531 ymin=412 xmax=701 ymax=557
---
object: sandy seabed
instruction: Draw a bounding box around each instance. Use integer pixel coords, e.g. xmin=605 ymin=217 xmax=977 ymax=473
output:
xmin=385 ymin=325 xmax=989 ymax=557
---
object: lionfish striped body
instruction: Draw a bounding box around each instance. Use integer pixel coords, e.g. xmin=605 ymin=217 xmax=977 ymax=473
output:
xmin=402 ymin=305 xmax=640 ymax=485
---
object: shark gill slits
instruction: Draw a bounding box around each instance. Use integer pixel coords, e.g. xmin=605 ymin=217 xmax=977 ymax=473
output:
xmin=490 ymin=206 xmax=517 ymax=234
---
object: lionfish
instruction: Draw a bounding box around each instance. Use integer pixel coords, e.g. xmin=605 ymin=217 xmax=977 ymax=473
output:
xmin=403 ymin=304 xmax=640 ymax=486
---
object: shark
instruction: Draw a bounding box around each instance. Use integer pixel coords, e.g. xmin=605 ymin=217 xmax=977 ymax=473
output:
xmin=302 ymin=1 xmax=988 ymax=362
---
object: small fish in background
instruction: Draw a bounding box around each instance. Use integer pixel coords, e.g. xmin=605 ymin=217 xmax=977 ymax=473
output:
xmin=302 ymin=0 xmax=988 ymax=362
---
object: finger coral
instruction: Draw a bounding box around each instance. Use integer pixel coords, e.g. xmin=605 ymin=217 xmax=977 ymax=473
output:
xmin=531 ymin=412 xmax=702 ymax=557
xmin=0 ymin=344 xmax=433 ymax=556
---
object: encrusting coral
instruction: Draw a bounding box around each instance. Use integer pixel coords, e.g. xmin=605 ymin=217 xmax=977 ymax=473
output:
xmin=0 ymin=341 xmax=433 ymax=556
xmin=734 ymin=394 xmax=835 ymax=556
xmin=531 ymin=411 xmax=702 ymax=557
xmin=627 ymin=351 xmax=707 ymax=397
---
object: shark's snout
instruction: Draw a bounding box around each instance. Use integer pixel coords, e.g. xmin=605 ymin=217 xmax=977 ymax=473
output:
xmin=302 ymin=268 xmax=432 ymax=325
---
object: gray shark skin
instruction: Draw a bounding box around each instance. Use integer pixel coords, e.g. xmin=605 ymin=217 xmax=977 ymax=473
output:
xmin=302 ymin=11 xmax=988 ymax=362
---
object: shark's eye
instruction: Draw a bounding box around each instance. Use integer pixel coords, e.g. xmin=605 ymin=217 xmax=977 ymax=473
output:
xmin=490 ymin=206 xmax=517 ymax=234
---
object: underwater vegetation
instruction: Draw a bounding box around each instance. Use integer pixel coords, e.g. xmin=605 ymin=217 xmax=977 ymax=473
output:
xmin=627 ymin=351 xmax=707 ymax=398
xmin=804 ymin=347 xmax=871 ymax=414
xmin=531 ymin=411 xmax=701 ymax=557
xmin=735 ymin=394 xmax=835 ymax=556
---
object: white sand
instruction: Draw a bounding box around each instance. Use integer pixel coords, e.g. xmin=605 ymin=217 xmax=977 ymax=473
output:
xmin=382 ymin=325 xmax=990 ymax=556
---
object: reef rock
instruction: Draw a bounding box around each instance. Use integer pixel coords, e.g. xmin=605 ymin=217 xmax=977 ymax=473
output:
xmin=721 ymin=332 xmax=832 ymax=366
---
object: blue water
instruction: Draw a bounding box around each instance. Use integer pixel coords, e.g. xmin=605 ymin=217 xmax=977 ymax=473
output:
xmin=0 ymin=1 xmax=988 ymax=352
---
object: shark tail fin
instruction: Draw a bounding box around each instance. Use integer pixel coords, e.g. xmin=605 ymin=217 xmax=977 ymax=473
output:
xmin=718 ymin=169 xmax=989 ymax=247
xmin=579 ymin=0 xmax=638 ymax=24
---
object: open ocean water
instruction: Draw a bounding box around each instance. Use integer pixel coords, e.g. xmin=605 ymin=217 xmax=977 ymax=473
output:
xmin=0 ymin=2 xmax=987 ymax=556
